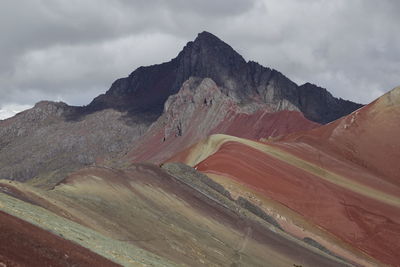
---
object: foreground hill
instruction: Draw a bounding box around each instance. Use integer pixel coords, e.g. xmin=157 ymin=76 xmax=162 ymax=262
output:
xmin=0 ymin=210 xmax=118 ymax=266
xmin=169 ymin=87 xmax=400 ymax=266
xmin=0 ymin=163 xmax=348 ymax=266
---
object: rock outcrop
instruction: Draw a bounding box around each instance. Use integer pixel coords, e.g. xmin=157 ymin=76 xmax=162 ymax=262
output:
xmin=126 ymin=77 xmax=318 ymax=164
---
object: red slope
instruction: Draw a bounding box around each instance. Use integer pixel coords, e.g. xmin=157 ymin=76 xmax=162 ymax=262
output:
xmin=168 ymin=87 xmax=400 ymax=266
xmin=280 ymin=86 xmax=400 ymax=186
xmin=0 ymin=210 xmax=118 ymax=267
xmin=194 ymin=140 xmax=400 ymax=266
xmin=211 ymin=109 xmax=319 ymax=140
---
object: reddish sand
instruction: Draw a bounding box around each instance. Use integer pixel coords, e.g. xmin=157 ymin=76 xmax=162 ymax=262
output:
xmin=195 ymin=141 xmax=400 ymax=266
xmin=281 ymin=88 xmax=400 ymax=187
xmin=0 ymin=211 xmax=119 ymax=267
xmin=270 ymin=141 xmax=400 ymax=198
xmin=212 ymin=110 xmax=319 ymax=140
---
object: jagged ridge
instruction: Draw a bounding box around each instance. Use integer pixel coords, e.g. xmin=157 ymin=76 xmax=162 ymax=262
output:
xmin=0 ymin=31 xmax=361 ymax=184
xmin=89 ymin=31 xmax=362 ymax=124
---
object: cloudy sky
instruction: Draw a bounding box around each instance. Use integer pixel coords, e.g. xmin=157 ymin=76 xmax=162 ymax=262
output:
xmin=0 ymin=0 xmax=399 ymax=119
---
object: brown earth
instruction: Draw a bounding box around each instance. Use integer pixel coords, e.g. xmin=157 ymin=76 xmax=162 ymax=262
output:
xmin=0 ymin=210 xmax=119 ymax=267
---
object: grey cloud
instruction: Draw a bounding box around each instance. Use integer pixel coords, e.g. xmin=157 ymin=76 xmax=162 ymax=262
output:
xmin=223 ymin=0 xmax=400 ymax=103
xmin=0 ymin=0 xmax=398 ymax=117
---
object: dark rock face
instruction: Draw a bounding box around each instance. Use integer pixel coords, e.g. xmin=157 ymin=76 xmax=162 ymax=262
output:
xmin=297 ymin=83 xmax=363 ymax=124
xmin=88 ymin=31 xmax=247 ymax=115
xmin=88 ymin=31 xmax=362 ymax=124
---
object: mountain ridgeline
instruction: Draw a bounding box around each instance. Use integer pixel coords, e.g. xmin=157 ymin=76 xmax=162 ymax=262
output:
xmin=88 ymin=31 xmax=362 ymax=124
xmin=0 ymin=31 xmax=362 ymax=184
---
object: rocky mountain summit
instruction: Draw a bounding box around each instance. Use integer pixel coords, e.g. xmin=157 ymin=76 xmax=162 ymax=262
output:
xmin=89 ymin=31 xmax=362 ymax=124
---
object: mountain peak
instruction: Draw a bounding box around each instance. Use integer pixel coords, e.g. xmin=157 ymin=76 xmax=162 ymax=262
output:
xmin=183 ymin=31 xmax=245 ymax=64
xmin=193 ymin=31 xmax=225 ymax=45
xmin=196 ymin=31 xmax=219 ymax=40
xmin=88 ymin=31 xmax=362 ymax=124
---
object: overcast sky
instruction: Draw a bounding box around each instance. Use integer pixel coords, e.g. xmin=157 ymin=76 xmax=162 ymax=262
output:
xmin=0 ymin=0 xmax=399 ymax=119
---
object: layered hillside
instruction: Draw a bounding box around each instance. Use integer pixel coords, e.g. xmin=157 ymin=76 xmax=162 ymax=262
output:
xmin=0 ymin=163 xmax=349 ymax=267
xmin=169 ymin=87 xmax=400 ymax=266
xmin=279 ymin=86 xmax=400 ymax=186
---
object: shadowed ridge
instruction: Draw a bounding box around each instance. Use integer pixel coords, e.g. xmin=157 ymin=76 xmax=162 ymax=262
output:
xmin=298 ymin=82 xmax=363 ymax=124
xmin=86 ymin=30 xmax=248 ymax=117
xmin=84 ymin=31 xmax=362 ymax=124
